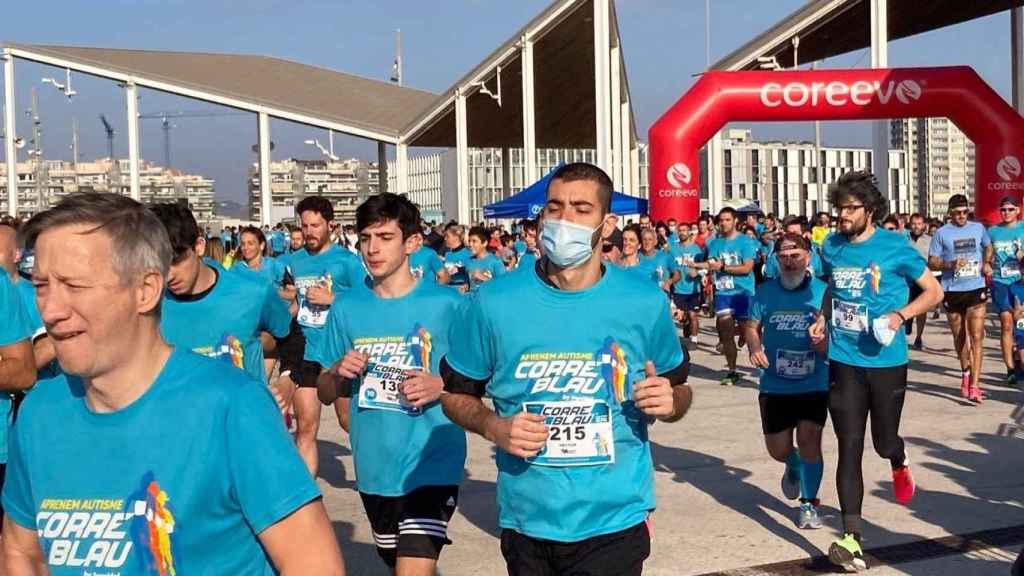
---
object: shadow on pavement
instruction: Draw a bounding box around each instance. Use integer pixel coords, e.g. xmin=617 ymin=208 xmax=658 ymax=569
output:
xmin=456 ymin=467 xmax=501 ymax=538
xmin=318 ymin=438 xmax=354 ymax=490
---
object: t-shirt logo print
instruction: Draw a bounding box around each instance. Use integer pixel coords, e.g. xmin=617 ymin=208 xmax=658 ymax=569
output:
xmin=216 ymin=334 xmax=244 ymax=369
xmin=407 ymin=324 xmax=433 ymax=369
xmin=864 ymin=263 xmax=882 ymax=294
xmin=127 ymin=472 xmax=178 ymax=576
xmin=599 ymin=337 xmax=628 ymax=403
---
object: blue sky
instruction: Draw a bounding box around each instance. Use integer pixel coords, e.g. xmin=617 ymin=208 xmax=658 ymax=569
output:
xmin=0 ymin=0 xmax=1016 ymax=202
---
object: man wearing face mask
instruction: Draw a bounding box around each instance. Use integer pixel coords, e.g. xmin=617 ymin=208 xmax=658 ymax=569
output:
xmin=745 ymin=234 xmax=828 ymax=531
xmin=440 ymin=163 xmax=691 ymax=576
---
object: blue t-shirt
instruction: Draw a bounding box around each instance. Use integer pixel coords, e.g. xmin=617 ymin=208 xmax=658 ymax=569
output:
xmin=444 ymin=265 xmax=686 ymax=542
xmin=750 ymin=277 xmax=829 ymax=394
xmin=286 ymin=245 xmax=367 ymax=362
xmin=162 ymin=266 xmax=291 ymax=382
xmin=706 ymin=234 xmax=757 ymax=295
xmin=669 ymin=244 xmax=705 ymax=295
xmin=269 ymin=231 xmax=287 ymax=254
xmin=233 ymin=256 xmax=285 ymax=287
xmin=1 ymin=349 xmax=319 ymax=576
xmin=317 ymin=281 xmax=467 ymax=496
xmin=443 ymin=247 xmax=472 ymax=287
xmin=929 ymin=222 xmax=990 ymax=292
xmin=0 ymin=273 xmax=33 ymax=464
xmin=619 ymin=251 xmax=673 ymax=285
xmin=822 ymin=228 xmax=927 ymax=368
xmin=13 ymin=275 xmax=61 ymax=382
xmin=466 ymin=253 xmax=506 ymax=290
xmin=409 ymin=246 xmax=445 ymax=284
xmin=513 ymin=240 xmax=528 ymax=256
xmin=517 ymin=251 xmax=539 ymax=271
xmin=763 ymin=245 xmax=824 ymax=279
xmin=987 ymin=224 xmax=1024 ymax=285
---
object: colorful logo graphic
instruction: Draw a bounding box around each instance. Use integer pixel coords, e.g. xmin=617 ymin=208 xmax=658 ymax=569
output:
xmin=217 ymin=334 xmax=244 ymax=369
xmin=127 ymin=472 xmax=177 ymax=576
xmin=865 ymin=262 xmax=882 ymax=294
xmin=666 ymin=162 xmax=692 ymax=187
xmin=599 ymin=338 xmax=628 ymax=403
xmin=998 ymin=155 xmax=1022 ymax=182
xmin=407 ymin=324 xmax=433 ymax=369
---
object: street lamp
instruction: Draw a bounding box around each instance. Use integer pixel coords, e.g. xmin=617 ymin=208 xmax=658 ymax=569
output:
xmin=304 ymin=139 xmax=338 ymax=161
xmin=41 ymin=69 xmax=77 ymax=100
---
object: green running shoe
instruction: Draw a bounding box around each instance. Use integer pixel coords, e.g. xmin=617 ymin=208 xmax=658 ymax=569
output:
xmin=720 ymin=372 xmax=739 ymax=386
xmin=829 ymin=533 xmax=867 ymax=572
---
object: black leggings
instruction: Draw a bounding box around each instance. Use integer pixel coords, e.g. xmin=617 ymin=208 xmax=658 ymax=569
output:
xmin=829 ymin=361 xmax=908 ymax=536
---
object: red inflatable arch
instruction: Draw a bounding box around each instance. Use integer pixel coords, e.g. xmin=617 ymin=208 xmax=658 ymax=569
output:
xmin=648 ymin=66 xmax=1024 ymax=224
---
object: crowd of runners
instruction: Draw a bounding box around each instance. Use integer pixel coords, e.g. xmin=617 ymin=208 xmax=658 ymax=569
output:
xmin=0 ymin=162 xmax=1022 ymax=575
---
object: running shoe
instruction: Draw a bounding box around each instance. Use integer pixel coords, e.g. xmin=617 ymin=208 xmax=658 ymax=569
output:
xmin=1006 ymin=369 xmax=1018 ymax=386
xmin=719 ymin=372 xmax=740 ymax=386
xmin=829 ymin=534 xmax=867 ymax=572
xmin=798 ymin=502 xmax=823 ymax=529
xmin=892 ymin=463 xmax=916 ymax=505
xmin=960 ymin=371 xmax=971 ymax=399
xmin=969 ymin=386 xmax=983 ymax=404
xmin=912 ymin=338 xmax=923 ymax=351
xmin=781 ymin=464 xmax=800 ymax=500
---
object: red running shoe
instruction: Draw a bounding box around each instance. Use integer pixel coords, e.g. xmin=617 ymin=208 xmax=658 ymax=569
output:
xmin=969 ymin=386 xmax=983 ymax=404
xmin=893 ymin=464 xmax=916 ymax=505
xmin=960 ymin=371 xmax=970 ymax=399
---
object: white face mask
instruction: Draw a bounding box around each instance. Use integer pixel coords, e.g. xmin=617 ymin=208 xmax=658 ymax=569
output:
xmin=541 ymin=218 xmax=601 ymax=269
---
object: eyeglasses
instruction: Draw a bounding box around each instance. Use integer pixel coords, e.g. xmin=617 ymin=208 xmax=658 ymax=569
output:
xmin=837 ymin=204 xmax=865 ymax=215
xmin=1000 ymin=207 xmax=1018 ymax=213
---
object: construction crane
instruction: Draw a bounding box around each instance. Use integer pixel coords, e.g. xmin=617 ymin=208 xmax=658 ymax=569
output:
xmin=98 ymin=114 xmax=114 ymax=159
xmin=137 ymin=110 xmax=248 ymax=169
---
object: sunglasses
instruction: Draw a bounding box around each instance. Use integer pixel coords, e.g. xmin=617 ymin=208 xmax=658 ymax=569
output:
xmin=950 ymin=209 xmax=969 ymax=216
xmin=1000 ymin=207 xmax=1018 ymax=213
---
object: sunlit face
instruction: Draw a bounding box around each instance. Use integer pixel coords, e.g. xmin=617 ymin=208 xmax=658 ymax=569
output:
xmin=777 ymin=247 xmax=809 ymax=275
xmin=300 ymin=210 xmax=331 ymax=253
xmin=718 ymin=212 xmax=736 ymax=235
xmin=544 ymin=179 xmax=606 ymax=230
xmin=359 ymin=219 xmax=416 ymax=281
xmin=910 ymin=216 xmax=927 ymax=235
xmin=33 ymin=224 xmax=161 ymax=379
xmin=166 ymin=238 xmax=205 ymax=296
xmin=524 ymin=228 xmax=537 ymax=249
xmin=240 ymin=231 xmax=264 ymax=263
xmin=1000 ymin=204 xmax=1019 ymax=225
xmin=468 ymin=235 xmax=488 ymax=257
xmin=949 ymin=206 xmax=969 ymax=226
xmin=676 ymin=224 xmax=690 ymax=241
xmin=622 ymin=230 xmax=640 ymax=257
xmin=836 ymin=196 xmax=869 ymax=237
xmin=444 ymin=230 xmax=462 ymax=249
xmin=289 ymin=230 xmax=304 ymax=250
xmin=698 ymin=220 xmax=708 ymax=234
xmin=641 ymin=230 xmax=658 ymax=254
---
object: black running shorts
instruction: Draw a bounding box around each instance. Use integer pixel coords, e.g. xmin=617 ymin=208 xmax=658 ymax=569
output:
xmin=758 ymin=392 xmax=829 ymax=435
xmin=500 ymin=521 xmax=650 ymax=576
xmin=943 ymin=287 xmax=987 ymax=314
xmin=360 ymin=485 xmax=460 ymax=567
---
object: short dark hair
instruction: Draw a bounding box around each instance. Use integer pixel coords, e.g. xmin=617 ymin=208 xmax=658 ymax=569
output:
xmin=882 ymin=215 xmax=900 ymax=227
xmin=468 ymin=226 xmax=489 ymax=245
xmin=774 ymin=232 xmax=810 ymax=254
xmin=781 ymin=214 xmax=807 ymax=233
xmin=355 ymin=193 xmax=421 ymax=239
xmin=828 ymin=171 xmax=888 ymax=221
xmin=622 ymin=223 xmax=643 ymax=242
xmin=548 ymin=162 xmax=613 ymax=214
xmin=150 ymin=202 xmax=201 ymax=256
xmin=296 ymin=196 xmax=334 ymax=221
xmin=910 ymin=212 xmax=924 ymax=222
xmin=521 ymin=219 xmax=538 ymax=234
xmin=239 ymin=225 xmax=266 ymax=246
xmin=716 ymin=207 xmax=737 ymax=222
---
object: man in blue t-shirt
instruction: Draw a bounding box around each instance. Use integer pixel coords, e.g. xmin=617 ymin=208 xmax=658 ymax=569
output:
xmin=1 ymin=223 xmax=57 ymax=379
xmin=317 ymin=193 xmax=466 ymax=573
xmin=442 ymin=226 xmax=472 ymax=290
xmin=151 ymin=204 xmax=292 ymax=385
xmin=466 ymin=226 xmax=506 ymax=291
xmin=515 ymin=219 xmax=542 ymax=271
xmin=440 ymin=163 xmax=692 ymax=575
xmin=282 ymin=195 xmax=367 ymax=476
xmin=808 ymin=171 xmax=943 ymax=572
xmin=700 ymin=207 xmax=757 ymax=386
xmin=928 ymin=194 xmax=992 ymax=402
xmin=669 ymin=223 xmax=705 ymax=343
xmin=0 ymin=266 xmax=37 ymax=516
xmin=986 ymin=196 xmax=1024 ymax=386
xmin=3 ymin=193 xmax=342 ymax=574
xmin=409 ymin=244 xmax=449 ymax=285
xmin=639 ymin=228 xmax=679 ymax=293
xmin=746 ymin=233 xmax=828 ymax=531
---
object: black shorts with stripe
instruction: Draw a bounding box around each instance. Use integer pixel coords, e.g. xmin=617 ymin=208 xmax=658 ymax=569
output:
xmin=360 ymin=484 xmax=459 ymax=566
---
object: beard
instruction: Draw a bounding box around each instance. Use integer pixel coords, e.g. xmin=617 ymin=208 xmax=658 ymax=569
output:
xmin=779 ymin=269 xmax=807 ymax=290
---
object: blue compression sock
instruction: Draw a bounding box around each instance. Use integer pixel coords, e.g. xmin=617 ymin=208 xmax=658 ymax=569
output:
xmin=800 ymin=459 xmax=824 ymax=501
xmin=786 ymin=450 xmax=802 ymax=481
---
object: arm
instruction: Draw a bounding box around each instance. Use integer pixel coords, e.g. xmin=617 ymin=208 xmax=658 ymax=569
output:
xmin=723 ymin=259 xmax=755 ymax=275
xmin=32 ymin=336 xmax=55 ymax=371
xmin=928 ymin=255 xmax=954 ymax=272
xmin=983 ymin=243 xmax=994 ymax=276
xmin=632 ymin=360 xmax=692 ymax=423
xmin=745 ymin=321 xmax=769 ymax=369
xmin=435 ymin=267 xmax=451 ymax=285
xmin=895 ymin=269 xmax=944 ymax=323
xmin=440 ymin=393 xmax=548 ymax=458
xmin=0 ymin=340 xmax=35 ymax=393
xmin=2 ymin=518 xmax=47 ymax=575
xmin=259 ymin=500 xmax=345 ymax=576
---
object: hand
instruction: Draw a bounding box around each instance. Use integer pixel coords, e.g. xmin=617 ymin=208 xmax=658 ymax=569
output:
xmin=708 ymin=260 xmax=723 ymax=272
xmin=983 ymin=262 xmax=993 ymax=276
xmin=632 ymin=361 xmax=675 ymax=420
xmin=306 ymin=284 xmax=334 ymax=306
xmin=953 ymin=257 xmax=967 ymax=271
xmin=401 ymin=370 xmax=444 ymax=407
xmin=660 ymin=281 xmax=672 ymax=292
xmin=808 ymin=315 xmax=827 ymax=345
xmin=487 ymin=412 xmax=548 ymax=459
xmin=333 ymin=350 xmax=369 ymax=380
xmin=749 ymin=347 xmax=769 ymax=369
xmin=278 ymin=285 xmax=297 ymax=302
xmin=1016 ymin=250 xmax=1024 ymax=261
xmin=886 ymin=312 xmax=903 ymax=332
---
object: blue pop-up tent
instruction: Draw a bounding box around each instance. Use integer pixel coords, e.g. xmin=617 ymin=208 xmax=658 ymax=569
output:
xmin=483 ymin=165 xmax=648 ymax=219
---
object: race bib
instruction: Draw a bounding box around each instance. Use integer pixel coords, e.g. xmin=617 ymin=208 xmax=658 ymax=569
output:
xmin=358 ymin=363 xmax=421 ymax=415
xmin=297 ymin=299 xmax=329 ymax=328
xmin=832 ymin=300 xmax=868 ymax=333
xmin=1016 ymin=318 xmax=1024 ymax=331
xmin=715 ymin=275 xmax=735 ymax=291
xmin=1001 ymin=261 xmax=1021 ymax=279
xmin=776 ymin=349 xmax=814 ymax=379
xmin=523 ymin=400 xmax=614 ymax=467
xmin=955 ymin=260 xmax=980 ymax=279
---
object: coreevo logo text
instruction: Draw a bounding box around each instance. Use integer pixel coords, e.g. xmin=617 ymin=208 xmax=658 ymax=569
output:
xmin=761 ymin=79 xmax=922 ymax=108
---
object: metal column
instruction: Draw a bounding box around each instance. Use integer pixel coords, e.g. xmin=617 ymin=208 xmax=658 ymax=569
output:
xmin=396 ymin=142 xmax=409 ymax=194
xmin=610 ymin=45 xmax=623 ymax=188
xmin=3 ymin=50 xmax=16 ymax=216
xmin=455 ymin=89 xmax=471 ymax=224
xmin=520 ymin=35 xmax=538 ymax=184
xmin=1013 ymin=8 xmax=1024 ymax=113
xmin=377 ymin=141 xmax=389 ymax=194
xmin=501 ymin=147 xmax=511 ymax=200
xmin=870 ymin=0 xmax=890 ymax=202
xmin=258 ymin=111 xmax=272 ymax=226
xmin=126 ymin=82 xmax=141 ymax=201
xmin=620 ymin=99 xmax=632 ymax=194
xmin=593 ymin=0 xmax=612 ymax=174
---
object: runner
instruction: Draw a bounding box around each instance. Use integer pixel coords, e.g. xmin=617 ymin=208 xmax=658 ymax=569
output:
xmin=809 ymin=171 xmax=943 ymax=572
xmin=440 ymin=162 xmax=691 ymax=576
xmin=284 ymin=196 xmax=368 ymax=474
xmin=4 ymin=193 xmax=343 ymax=574
xmin=670 ymin=223 xmax=705 ymax=344
xmin=986 ymin=196 xmax=1024 ymax=384
xmin=234 ymin=225 xmax=285 ymax=285
xmin=763 ymin=216 xmax=823 ymax=280
xmin=442 ymin=225 xmax=471 ymax=291
xmin=0 ymin=222 xmax=55 ymax=377
xmin=745 ymin=233 xmax=827 ymax=530
xmin=289 ymin=225 xmax=305 ymax=253
xmin=639 ymin=228 xmax=678 ymax=293
xmin=410 ymin=241 xmax=449 ymax=285
xmin=703 ymin=207 xmax=757 ymax=386
xmin=811 ymin=212 xmax=832 ymax=247
xmin=466 ymin=226 xmax=506 ymax=290
xmin=929 ymin=194 xmax=991 ymax=402
xmin=618 ymin=224 xmax=665 ymax=285
xmin=516 ymin=220 xmax=541 ymax=270
xmin=151 ymin=204 xmax=292 ymax=385
xmin=317 ymin=193 xmax=466 ymax=575
xmin=906 ymin=214 xmax=933 ymax=350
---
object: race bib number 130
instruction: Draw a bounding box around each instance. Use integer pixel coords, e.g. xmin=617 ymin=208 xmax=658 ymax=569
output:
xmin=523 ymin=400 xmax=614 ymax=467
xmin=358 ymin=363 xmax=421 ymax=415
